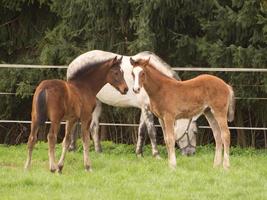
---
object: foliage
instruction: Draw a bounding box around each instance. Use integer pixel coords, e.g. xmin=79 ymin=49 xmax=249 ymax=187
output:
xmin=0 ymin=0 xmax=266 ymax=145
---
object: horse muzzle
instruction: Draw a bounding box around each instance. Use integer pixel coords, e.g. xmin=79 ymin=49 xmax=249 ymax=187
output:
xmin=181 ymin=146 xmax=196 ymax=156
xmin=133 ymin=87 xmax=140 ymax=94
xmin=119 ymin=86 xmax=129 ymax=95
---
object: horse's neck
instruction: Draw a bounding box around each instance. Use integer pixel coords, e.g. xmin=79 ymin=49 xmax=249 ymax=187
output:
xmin=143 ymin=64 xmax=173 ymax=97
xmin=73 ymin=65 xmax=109 ymax=96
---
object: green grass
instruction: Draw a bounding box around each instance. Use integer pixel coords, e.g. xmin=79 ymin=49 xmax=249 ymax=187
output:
xmin=1 ymin=142 xmax=267 ymax=200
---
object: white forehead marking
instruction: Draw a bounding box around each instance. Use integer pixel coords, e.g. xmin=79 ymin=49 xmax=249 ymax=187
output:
xmin=132 ymin=66 xmax=143 ymax=76
xmin=132 ymin=67 xmax=143 ymax=90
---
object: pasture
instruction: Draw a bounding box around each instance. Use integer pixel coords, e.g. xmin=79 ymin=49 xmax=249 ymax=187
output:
xmin=1 ymin=141 xmax=267 ymax=200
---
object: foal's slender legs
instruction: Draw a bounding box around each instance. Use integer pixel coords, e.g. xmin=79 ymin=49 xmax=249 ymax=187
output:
xmin=163 ymin=116 xmax=176 ymax=169
xmin=136 ymin=114 xmax=146 ymax=157
xmin=69 ymin=101 xmax=102 ymax=153
xmin=58 ymin=119 xmax=76 ymax=173
xmin=90 ymin=100 xmax=102 ymax=153
xmin=204 ymin=110 xmax=223 ymax=167
xmin=214 ymin=114 xmax=231 ymax=169
xmin=81 ymin=119 xmax=92 ymax=171
xmin=68 ymin=122 xmax=79 ymax=151
xmin=24 ymin=121 xmax=39 ymax=170
xmin=47 ymin=122 xmax=60 ymax=172
xmin=158 ymin=118 xmax=167 ymax=143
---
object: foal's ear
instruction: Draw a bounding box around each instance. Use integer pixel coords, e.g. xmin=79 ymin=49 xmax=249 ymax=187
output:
xmin=111 ymin=56 xmax=118 ymax=64
xmin=130 ymin=57 xmax=137 ymax=66
xmin=118 ymin=56 xmax=123 ymax=63
xmin=108 ymin=56 xmax=119 ymax=68
xmin=143 ymin=57 xmax=150 ymax=66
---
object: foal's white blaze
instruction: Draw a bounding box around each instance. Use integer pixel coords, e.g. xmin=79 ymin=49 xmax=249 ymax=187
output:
xmin=132 ymin=67 xmax=143 ymax=93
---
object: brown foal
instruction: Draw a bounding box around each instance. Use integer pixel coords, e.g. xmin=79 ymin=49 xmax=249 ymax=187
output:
xmin=25 ymin=56 xmax=128 ymax=173
xmin=130 ymin=57 xmax=235 ymax=170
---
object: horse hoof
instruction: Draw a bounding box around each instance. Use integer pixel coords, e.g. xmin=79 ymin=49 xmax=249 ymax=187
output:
xmin=213 ymin=164 xmax=220 ymax=168
xmin=224 ymin=167 xmax=230 ymax=171
xmin=223 ymin=164 xmax=230 ymax=171
xmin=24 ymin=164 xmax=30 ymax=171
xmin=136 ymin=153 xmax=143 ymax=158
xmin=169 ymin=164 xmax=177 ymax=171
xmin=152 ymin=151 xmax=161 ymax=159
xmin=68 ymin=145 xmax=76 ymax=152
xmin=50 ymin=165 xmax=58 ymax=173
xmin=95 ymin=148 xmax=102 ymax=153
xmin=57 ymin=165 xmax=63 ymax=173
xmin=85 ymin=166 xmax=93 ymax=172
xmin=155 ymin=155 xmax=162 ymax=160
xmin=24 ymin=166 xmax=30 ymax=171
xmin=50 ymin=168 xmax=57 ymax=173
xmin=169 ymin=160 xmax=177 ymax=170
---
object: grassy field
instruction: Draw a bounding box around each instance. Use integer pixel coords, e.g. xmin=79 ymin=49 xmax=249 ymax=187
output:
xmin=0 ymin=141 xmax=267 ymax=200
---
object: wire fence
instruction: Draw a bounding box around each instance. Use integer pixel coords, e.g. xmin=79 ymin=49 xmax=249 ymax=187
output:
xmin=0 ymin=120 xmax=267 ymax=131
xmin=1 ymin=63 xmax=267 ymax=71
xmin=0 ymin=64 xmax=266 ymax=131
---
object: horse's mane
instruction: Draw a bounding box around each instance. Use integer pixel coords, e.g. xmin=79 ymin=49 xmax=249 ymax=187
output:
xmin=67 ymin=50 xmax=180 ymax=80
xmin=67 ymin=50 xmax=119 ymax=80
xmin=132 ymin=51 xmax=180 ymax=80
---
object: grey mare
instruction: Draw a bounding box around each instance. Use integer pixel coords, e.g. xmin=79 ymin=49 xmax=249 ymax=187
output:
xmin=67 ymin=50 xmax=197 ymax=156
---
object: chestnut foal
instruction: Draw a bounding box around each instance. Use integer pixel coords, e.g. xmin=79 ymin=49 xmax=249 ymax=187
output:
xmin=25 ymin=56 xmax=128 ymax=173
xmin=130 ymin=57 xmax=235 ymax=170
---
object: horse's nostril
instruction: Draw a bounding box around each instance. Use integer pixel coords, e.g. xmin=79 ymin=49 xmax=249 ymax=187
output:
xmin=133 ymin=88 xmax=140 ymax=93
xmin=124 ymin=88 xmax=128 ymax=93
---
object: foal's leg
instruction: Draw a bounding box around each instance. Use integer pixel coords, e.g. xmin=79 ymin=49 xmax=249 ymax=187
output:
xmin=58 ymin=119 xmax=76 ymax=173
xmin=90 ymin=100 xmax=102 ymax=153
xmin=24 ymin=121 xmax=39 ymax=170
xmin=141 ymin=107 xmax=160 ymax=157
xmin=214 ymin=114 xmax=231 ymax=170
xmin=136 ymin=112 xmax=146 ymax=157
xmin=68 ymin=122 xmax=79 ymax=151
xmin=47 ymin=122 xmax=60 ymax=172
xmin=204 ymin=110 xmax=223 ymax=167
xmin=163 ymin=116 xmax=176 ymax=169
xmin=81 ymin=119 xmax=92 ymax=172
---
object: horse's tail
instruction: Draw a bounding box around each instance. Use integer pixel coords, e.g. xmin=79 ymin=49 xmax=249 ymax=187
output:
xmin=35 ymin=89 xmax=47 ymax=126
xmin=227 ymin=85 xmax=235 ymax=122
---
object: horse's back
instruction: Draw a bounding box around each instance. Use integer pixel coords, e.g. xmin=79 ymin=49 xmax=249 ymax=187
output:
xmin=36 ymin=79 xmax=67 ymax=91
xmin=33 ymin=79 xmax=68 ymax=105
xmin=183 ymin=74 xmax=230 ymax=92
xmin=36 ymin=79 xmax=69 ymax=104
xmin=191 ymin=74 xmax=232 ymax=113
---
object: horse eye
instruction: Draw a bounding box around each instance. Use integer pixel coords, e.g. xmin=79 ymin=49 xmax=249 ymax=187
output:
xmin=115 ymin=71 xmax=119 ymax=76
